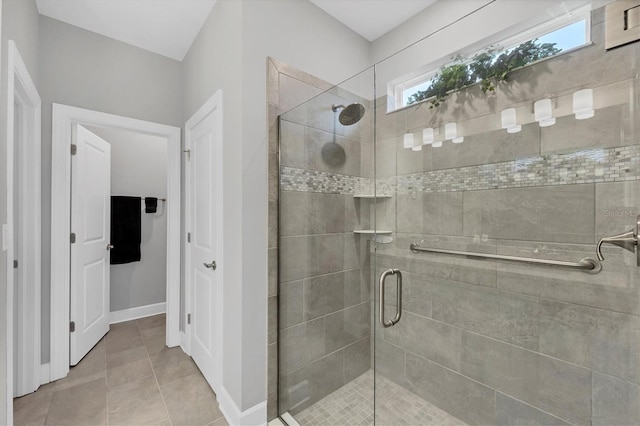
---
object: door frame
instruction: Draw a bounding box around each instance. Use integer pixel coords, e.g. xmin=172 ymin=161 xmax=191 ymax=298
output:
xmin=183 ymin=90 xmax=224 ymax=392
xmin=5 ymin=39 xmax=42 ymax=409
xmin=50 ymin=104 xmax=181 ymax=381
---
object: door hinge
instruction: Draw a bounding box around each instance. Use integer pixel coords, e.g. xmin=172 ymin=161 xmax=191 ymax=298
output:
xmin=187 ymin=232 xmax=191 ymax=243
xmin=71 ymin=144 xmax=77 ymax=156
xmin=13 ymin=260 xmax=18 ymax=269
xmin=70 ymin=232 xmax=76 ymax=244
xmin=183 ymin=149 xmax=191 ymax=161
xmin=70 ymin=321 xmax=75 ymax=332
xmin=187 ymin=314 xmax=191 ymax=325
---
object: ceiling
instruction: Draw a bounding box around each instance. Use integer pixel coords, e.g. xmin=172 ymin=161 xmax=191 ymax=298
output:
xmin=35 ymin=0 xmax=218 ymax=61
xmin=309 ymin=0 xmax=438 ymax=41
xmin=35 ymin=0 xmax=437 ymax=61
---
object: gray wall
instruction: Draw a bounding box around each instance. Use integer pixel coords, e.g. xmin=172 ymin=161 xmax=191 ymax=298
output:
xmin=0 ymin=0 xmax=39 ymax=420
xmin=39 ymin=15 xmax=182 ymax=363
xmin=87 ymin=126 xmax=168 ymax=313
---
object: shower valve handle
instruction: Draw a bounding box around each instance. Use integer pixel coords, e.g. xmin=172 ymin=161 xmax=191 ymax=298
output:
xmin=596 ymin=215 xmax=640 ymax=266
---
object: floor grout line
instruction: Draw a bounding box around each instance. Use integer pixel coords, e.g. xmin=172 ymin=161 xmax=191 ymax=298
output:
xmin=139 ymin=317 xmax=174 ymax=426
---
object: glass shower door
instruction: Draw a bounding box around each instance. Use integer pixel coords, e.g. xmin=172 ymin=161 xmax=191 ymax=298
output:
xmin=277 ymin=67 xmax=377 ymax=424
xmin=373 ymin=2 xmax=640 ymax=425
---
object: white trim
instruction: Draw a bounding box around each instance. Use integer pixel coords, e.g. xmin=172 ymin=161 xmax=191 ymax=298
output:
xmin=109 ymin=302 xmax=166 ymax=324
xmin=217 ymin=386 xmax=267 ymax=426
xmin=268 ymin=418 xmax=287 ymax=426
xmin=184 ymin=90 xmax=224 ymax=388
xmin=50 ymin=104 xmax=181 ymax=381
xmin=40 ymin=363 xmax=50 ymax=385
xmin=6 ymin=39 xmax=41 ymax=408
xmin=180 ymin=330 xmax=189 ymax=354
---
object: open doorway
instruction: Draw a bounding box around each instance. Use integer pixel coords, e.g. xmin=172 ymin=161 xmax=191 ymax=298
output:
xmin=86 ymin=125 xmax=169 ymax=324
xmin=49 ymin=105 xmax=181 ymax=381
xmin=64 ymin=124 xmax=170 ymax=365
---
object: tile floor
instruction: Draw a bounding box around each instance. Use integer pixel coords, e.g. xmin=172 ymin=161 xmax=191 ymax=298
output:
xmin=13 ymin=314 xmax=228 ymax=426
xmin=294 ymin=370 xmax=466 ymax=426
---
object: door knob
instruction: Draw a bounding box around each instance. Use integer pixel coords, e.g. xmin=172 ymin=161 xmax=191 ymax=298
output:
xmin=204 ymin=260 xmax=217 ymax=270
xmin=106 ymin=244 xmax=114 ymax=250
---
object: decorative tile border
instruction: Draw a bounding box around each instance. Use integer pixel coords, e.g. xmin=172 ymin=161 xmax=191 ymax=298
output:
xmin=280 ymin=166 xmax=371 ymax=194
xmin=281 ymin=145 xmax=640 ymax=195
xmin=412 ymin=145 xmax=640 ymax=194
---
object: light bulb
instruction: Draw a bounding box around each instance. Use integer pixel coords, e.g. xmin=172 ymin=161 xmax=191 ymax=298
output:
xmin=444 ymin=122 xmax=457 ymax=140
xmin=534 ymin=99 xmax=555 ymax=127
xmin=422 ymin=128 xmax=434 ymax=145
xmin=501 ymin=108 xmax=522 ymax=133
xmin=403 ymin=133 xmax=413 ymax=149
xmin=573 ymin=89 xmax=594 ymax=120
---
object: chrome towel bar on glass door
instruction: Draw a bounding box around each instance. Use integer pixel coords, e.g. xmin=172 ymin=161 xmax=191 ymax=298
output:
xmin=409 ymin=243 xmax=602 ymax=274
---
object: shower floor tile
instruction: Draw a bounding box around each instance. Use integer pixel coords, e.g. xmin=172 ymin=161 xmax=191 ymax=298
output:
xmin=294 ymin=370 xmax=466 ymax=426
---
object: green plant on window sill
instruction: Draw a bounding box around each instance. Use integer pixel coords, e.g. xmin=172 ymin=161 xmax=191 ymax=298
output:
xmin=407 ymin=39 xmax=561 ymax=109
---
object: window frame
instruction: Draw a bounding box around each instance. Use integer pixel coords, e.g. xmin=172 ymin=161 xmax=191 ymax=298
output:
xmin=391 ymin=6 xmax=592 ymax=111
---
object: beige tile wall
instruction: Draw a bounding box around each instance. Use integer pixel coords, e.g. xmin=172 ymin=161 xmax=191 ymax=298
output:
xmin=371 ymin=6 xmax=640 ymax=425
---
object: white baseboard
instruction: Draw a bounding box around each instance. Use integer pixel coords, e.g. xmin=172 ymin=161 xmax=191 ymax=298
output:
xmin=180 ymin=331 xmax=189 ymax=355
xmin=218 ymin=387 xmax=267 ymax=426
xmin=110 ymin=302 xmax=166 ymax=324
xmin=40 ymin=363 xmax=50 ymax=385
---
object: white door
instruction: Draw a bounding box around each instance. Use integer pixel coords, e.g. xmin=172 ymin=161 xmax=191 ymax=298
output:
xmin=187 ymin=92 xmax=223 ymax=390
xmin=70 ymin=124 xmax=111 ymax=365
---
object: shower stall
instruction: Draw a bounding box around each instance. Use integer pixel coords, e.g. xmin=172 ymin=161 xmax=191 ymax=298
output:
xmin=274 ymin=1 xmax=640 ymax=424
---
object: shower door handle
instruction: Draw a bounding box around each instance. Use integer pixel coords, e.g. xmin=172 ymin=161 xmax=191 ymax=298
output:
xmin=379 ymin=269 xmax=402 ymax=328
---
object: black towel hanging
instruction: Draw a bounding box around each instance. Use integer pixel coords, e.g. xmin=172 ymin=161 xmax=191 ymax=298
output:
xmin=110 ymin=196 xmax=141 ymax=264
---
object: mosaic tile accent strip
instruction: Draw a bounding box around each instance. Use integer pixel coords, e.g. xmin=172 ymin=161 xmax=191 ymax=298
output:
xmin=280 ymin=166 xmax=371 ymax=195
xmin=281 ymin=145 xmax=640 ymax=195
xmin=410 ymin=145 xmax=640 ymax=194
xmin=294 ymin=370 xmax=466 ymax=426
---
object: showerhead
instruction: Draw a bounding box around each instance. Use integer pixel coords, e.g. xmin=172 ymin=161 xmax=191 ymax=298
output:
xmin=332 ymin=103 xmax=366 ymax=126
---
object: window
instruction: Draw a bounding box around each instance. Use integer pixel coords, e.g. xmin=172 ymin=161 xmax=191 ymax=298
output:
xmin=393 ymin=8 xmax=591 ymax=110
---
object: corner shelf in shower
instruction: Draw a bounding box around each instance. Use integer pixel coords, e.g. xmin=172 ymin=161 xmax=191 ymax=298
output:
xmin=352 ymin=194 xmax=392 ymax=199
xmin=353 ymin=230 xmax=393 ymax=235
